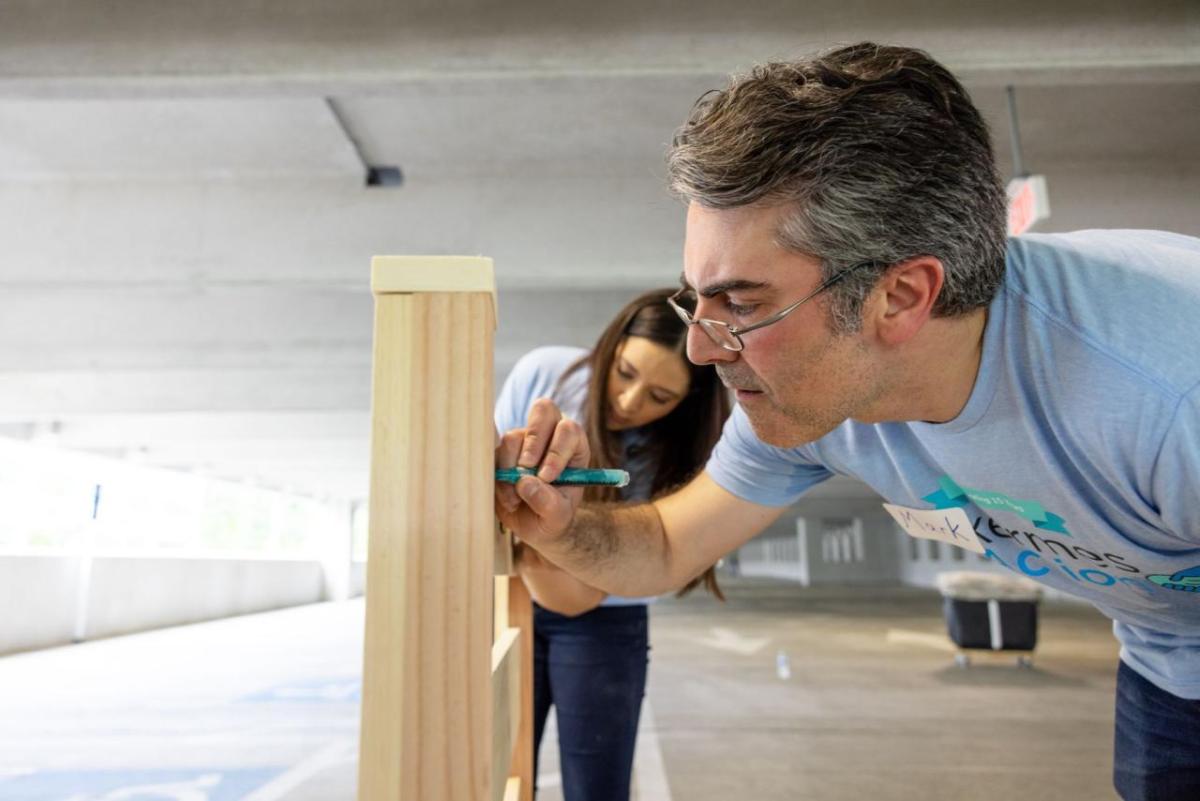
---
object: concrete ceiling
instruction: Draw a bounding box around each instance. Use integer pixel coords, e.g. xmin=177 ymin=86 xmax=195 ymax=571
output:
xmin=1 ymin=0 xmax=1197 ymax=503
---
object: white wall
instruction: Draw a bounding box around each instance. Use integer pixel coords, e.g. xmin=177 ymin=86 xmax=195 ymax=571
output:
xmin=0 ymin=554 xmax=360 ymax=655
xmin=84 ymin=557 xmax=325 ymax=639
xmin=0 ymin=556 xmax=81 ymax=653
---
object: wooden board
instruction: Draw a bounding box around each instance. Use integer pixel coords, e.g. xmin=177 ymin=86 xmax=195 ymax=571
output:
xmin=494 ymin=520 xmax=514 ymax=577
xmin=371 ymin=255 xmax=498 ymax=320
xmin=491 ymin=627 xmax=521 ymax=801
xmin=358 ymin=259 xmax=496 ymax=801
xmin=506 ymin=577 xmax=534 ymax=801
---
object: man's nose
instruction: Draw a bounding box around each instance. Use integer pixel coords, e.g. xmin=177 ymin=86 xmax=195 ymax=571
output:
xmin=687 ymin=325 xmax=737 ymax=366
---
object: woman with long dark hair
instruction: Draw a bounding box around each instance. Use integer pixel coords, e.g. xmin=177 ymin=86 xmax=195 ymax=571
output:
xmin=494 ymin=287 xmax=730 ymax=800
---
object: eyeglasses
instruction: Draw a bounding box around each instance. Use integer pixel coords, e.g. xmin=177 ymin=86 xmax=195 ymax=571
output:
xmin=666 ymin=262 xmax=879 ymax=352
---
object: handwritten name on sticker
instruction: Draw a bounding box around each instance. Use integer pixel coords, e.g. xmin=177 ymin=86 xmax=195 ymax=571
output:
xmin=883 ymin=503 xmax=985 ymax=555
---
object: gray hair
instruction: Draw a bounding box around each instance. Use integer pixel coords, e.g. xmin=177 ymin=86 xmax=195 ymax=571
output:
xmin=667 ymin=42 xmax=1007 ymax=333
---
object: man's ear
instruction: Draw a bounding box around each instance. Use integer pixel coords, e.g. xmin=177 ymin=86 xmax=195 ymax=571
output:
xmin=871 ymin=257 xmax=943 ymax=346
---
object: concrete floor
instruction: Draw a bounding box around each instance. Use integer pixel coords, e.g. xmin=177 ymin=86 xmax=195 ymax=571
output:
xmin=644 ymin=579 xmax=1121 ymax=801
xmin=0 ymin=577 xmax=1121 ymax=800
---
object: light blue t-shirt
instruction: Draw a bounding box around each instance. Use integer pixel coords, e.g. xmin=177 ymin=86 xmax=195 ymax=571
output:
xmin=707 ymin=230 xmax=1200 ymax=698
xmin=495 ymin=345 xmax=658 ymax=607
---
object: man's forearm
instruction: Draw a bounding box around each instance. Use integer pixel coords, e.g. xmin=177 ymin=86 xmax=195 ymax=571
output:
xmin=540 ymin=501 xmax=680 ymax=597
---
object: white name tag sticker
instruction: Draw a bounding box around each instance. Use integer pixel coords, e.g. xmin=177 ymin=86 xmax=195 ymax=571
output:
xmin=883 ymin=504 xmax=985 ymax=554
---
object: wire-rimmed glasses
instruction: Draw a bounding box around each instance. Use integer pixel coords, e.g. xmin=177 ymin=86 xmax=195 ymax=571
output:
xmin=666 ymin=262 xmax=878 ymax=352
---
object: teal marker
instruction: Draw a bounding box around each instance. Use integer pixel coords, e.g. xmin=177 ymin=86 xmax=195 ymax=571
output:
xmin=495 ymin=466 xmax=630 ymax=488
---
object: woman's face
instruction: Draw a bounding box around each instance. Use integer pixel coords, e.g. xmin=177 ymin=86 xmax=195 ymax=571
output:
xmin=605 ymin=335 xmax=692 ymax=431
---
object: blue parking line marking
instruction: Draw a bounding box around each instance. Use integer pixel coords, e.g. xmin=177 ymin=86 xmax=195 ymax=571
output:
xmin=0 ymin=767 xmax=280 ymax=801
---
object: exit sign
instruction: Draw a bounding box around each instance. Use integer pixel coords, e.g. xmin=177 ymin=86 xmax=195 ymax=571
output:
xmin=1007 ymin=175 xmax=1050 ymax=235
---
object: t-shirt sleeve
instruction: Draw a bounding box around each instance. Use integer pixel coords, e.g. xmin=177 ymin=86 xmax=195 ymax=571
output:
xmin=704 ymin=405 xmax=833 ymax=507
xmin=1151 ymin=386 xmax=1200 ymax=544
xmin=493 ymin=346 xmax=586 ymax=434
xmin=494 ymin=351 xmax=541 ymax=434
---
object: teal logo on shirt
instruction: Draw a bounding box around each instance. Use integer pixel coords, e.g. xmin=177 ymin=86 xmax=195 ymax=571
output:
xmin=1147 ymin=565 xmax=1200 ymax=593
xmin=923 ymin=475 xmax=1072 ymax=536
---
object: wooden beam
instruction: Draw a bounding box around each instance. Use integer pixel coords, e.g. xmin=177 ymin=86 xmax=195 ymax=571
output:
xmin=506 ymin=576 xmax=535 ymax=801
xmin=358 ymin=256 xmax=496 ymax=801
xmin=371 ymin=255 xmax=498 ymax=320
xmin=494 ymin=520 xmax=514 ymax=576
xmin=491 ymin=627 xmax=522 ymax=801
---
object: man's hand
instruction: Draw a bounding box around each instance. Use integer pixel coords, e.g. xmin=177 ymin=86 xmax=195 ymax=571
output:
xmin=494 ymin=397 xmax=591 ymax=550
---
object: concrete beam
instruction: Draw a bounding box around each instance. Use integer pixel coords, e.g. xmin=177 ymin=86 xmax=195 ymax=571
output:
xmin=0 ymin=98 xmax=359 ymax=179
xmin=5 ymin=160 xmax=1198 ymax=299
xmin=0 ymin=174 xmax=687 ymax=289
xmin=0 ymin=286 xmax=372 ymax=371
xmin=1 ymin=0 xmax=1196 ymax=96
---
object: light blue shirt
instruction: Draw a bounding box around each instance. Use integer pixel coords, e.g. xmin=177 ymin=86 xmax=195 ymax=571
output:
xmin=495 ymin=345 xmax=657 ymax=607
xmin=707 ymin=230 xmax=1200 ymax=698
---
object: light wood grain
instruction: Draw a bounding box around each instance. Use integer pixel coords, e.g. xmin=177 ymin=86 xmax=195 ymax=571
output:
xmin=371 ymin=255 xmax=497 ymax=320
xmin=506 ymin=577 xmax=535 ymax=801
xmin=358 ymin=262 xmax=495 ymax=801
xmin=494 ymin=520 xmax=514 ymax=577
xmin=491 ymin=627 xmax=521 ymax=801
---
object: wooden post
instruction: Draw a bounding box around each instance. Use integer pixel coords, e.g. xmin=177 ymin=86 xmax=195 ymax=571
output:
xmin=359 ymin=256 xmax=497 ymax=801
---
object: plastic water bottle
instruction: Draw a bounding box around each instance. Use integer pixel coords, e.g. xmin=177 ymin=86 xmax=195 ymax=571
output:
xmin=775 ymin=649 xmax=792 ymax=680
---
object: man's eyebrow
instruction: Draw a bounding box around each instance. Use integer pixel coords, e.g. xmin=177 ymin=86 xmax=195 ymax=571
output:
xmin=687 ymin=277 xmax=771 ymax=298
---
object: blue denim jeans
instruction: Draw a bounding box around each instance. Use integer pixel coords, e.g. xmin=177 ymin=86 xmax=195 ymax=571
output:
xmin=1114 ymin=660 xmax=1200 ymax=800
xmin=532 ymin=602 xmax=649 ymax=801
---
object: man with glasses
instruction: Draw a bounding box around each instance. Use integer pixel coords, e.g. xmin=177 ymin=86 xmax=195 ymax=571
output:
xmin=495 ymin=42 xmax=1200 ymax=800
xmin=665 ymin=260 xmax=878 ymax=353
